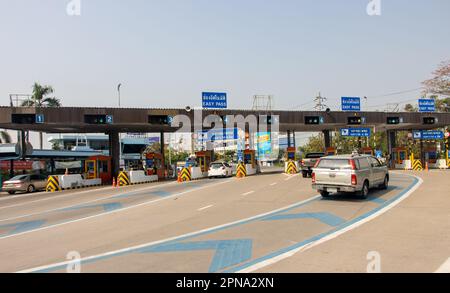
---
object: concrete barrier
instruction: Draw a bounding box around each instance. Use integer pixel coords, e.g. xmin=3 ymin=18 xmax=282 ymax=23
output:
xmin=433 ymin=159 xmax=448 ymax=170
xmin=190 ymin=167 xmax=208 ymax=180
xmin=48 ymin=174 xmax=102 ymax=191
xmin=396 ymin=160 xmax=412 ymax=170
xmin=129 ymin=170 xmax=158 ymax=184
xmin=245 ymin=164 xmax=257 ymax=176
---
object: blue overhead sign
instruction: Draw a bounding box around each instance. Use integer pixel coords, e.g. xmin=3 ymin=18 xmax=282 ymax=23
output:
xmin=202 ymin=92 xmax=227 ymax=109
xmin=418 ymin=99 xmax=435 ymax=112
xmin=342 ymin=97 xmax=361 ymax=112
xmin=341 ymin=128 xmax=371 ymax=137
xmin=106 ymin=115 xmax=113 ymax=124
xmin=413 ymin=130 xmax=443 ymax=140
xmin=198 ymin=128 xmax=238 ymax=142
xmin=35 ymin=114 xmax=44 ymax=124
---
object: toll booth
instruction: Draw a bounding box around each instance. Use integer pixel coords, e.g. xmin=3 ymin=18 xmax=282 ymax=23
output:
xmin=325 ymin=147 xmax=337 ymax=156
xmin=392 ymin=147 xmax=410 ymax=169
xmin=84 ymin=155 xmax=112 ymax=184
xmin=244 ymin=150 xmax=258 ymax=176
xmin=144 ymin=152 xmax=165 ymax=180
xmin=286 ymin=147 xmax=296 ymax=161
xmin=424 ymin=148 xmax=437 ymax=164
xmin=195 ymin=151 xmax=213 ymax=173
xmin=360 ymin=147 xmax=374 ymax=156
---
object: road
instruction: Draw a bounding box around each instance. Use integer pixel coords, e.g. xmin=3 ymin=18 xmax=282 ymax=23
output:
xmin=0 ymin=170 xmax=448 ymax=273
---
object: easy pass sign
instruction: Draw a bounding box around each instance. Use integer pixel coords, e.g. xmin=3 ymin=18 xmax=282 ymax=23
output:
xmin=202 ymin=92 xmax=227 ymax=109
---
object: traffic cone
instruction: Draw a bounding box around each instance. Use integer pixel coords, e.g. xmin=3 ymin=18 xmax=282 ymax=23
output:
xmin=425 ymin=162 xmax=429 ymax=172
xmin=112 ymin=177 xmax=116 ymax=187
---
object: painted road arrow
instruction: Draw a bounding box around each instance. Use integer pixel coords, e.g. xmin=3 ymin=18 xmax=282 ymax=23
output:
xmin=136 ymin=239 xmax=253 ymax=272
xmin=262 ymin=212 xmax=345 ymax=227
xmin=0 ymin=220 xmax=46 ymax=237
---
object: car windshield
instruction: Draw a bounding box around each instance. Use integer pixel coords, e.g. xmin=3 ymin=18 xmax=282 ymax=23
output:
xmin=210 ymin=163 xmax=224 ymax=169
xmin=9 ymin=175 xmax=29 ymax=181
xmin=316 ymin=159 xmax=352 ymax=170
xmin=306 ymin=153 xmax=325 ymax=159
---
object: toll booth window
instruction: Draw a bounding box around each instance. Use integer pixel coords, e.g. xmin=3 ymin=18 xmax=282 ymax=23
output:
xmin=288 ymin=152 xmax=295 ymax=160
xmin=98 ymin=160 xmax=108 ymax=173
xmin=244 ymin=154 xmax=252 ymax=164
xmin=400 ymin=152 xmax=406 ymax=161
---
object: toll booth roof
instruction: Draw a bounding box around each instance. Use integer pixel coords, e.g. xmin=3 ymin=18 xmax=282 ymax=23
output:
xmin=28 ymin=149 xmax=104 ymax=159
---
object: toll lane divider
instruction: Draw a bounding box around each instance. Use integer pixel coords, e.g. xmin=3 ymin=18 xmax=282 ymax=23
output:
xmin=46 ymin=176 xmax=61 ymax=193
xmin=178 ymin=168 xmax=192 ymax=182
xmin=236 ymin=163 xmax=247 ymax=178
xmin=118 ymin=172 xmax=130 ymax=186
xmin=285 ymin=161 xmax=298 ymax=175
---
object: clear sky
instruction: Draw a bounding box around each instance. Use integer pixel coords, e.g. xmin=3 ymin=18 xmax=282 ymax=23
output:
xmin=1 ymin=0 xmax=449 ymax=111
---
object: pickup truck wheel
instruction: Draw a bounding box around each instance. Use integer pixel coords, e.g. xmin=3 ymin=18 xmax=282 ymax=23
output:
xmin=8 ymin=191 xmax=15 ymax=195
xmin=320 ymin=191 xmax=330 ymax=198
xmin=359 ymin=181 xmax=369 ymax=199
xmin=380 ymin=176 xmax=389 ymax=190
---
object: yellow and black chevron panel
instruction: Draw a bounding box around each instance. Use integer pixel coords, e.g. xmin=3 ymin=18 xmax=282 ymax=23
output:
xmin=179 ymin=168 xmax=191 ymax=182
xmin=412 ymin=160 xmax=423 ymax=171
xmin=236 ymin=163 xmax=247 ymax=178
xmin=46 ymin=176 xmax=61 ymax=192
xmin=286 ymin=161 xmax=298 ymax=174
xmin=118 ymin=171 xmax=130 ymax=186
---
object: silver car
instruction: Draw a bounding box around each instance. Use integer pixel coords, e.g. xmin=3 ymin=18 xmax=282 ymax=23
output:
xmin=2 ymin=174 xmax=48 ymax=195
xmin=311 ymin=154 xmax=389 ymax=199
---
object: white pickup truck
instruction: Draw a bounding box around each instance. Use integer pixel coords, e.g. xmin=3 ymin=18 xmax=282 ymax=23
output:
xmin=312 ymin=154 xmax=389 ymax=199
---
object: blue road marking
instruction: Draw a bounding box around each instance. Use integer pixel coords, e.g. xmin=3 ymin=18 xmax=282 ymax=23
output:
xmin=369 ymin=197 xmax=387 ymax=204
xmin=223 ymin=176 xmax=419 ymax=272
xmin=262 ymin=212 xmax=346 ymax=227
xmin=149 ymin=190 xmax=172 ymax=197
xmin=0 ymin=220 xmax=46 ymax=236
xmin=137 ymin=239 xmax=253 ymax=272
xmin=62 ymin=202 xmax=123 ymax=212
xmin=29 ymin=175 xmax=418 ymax=273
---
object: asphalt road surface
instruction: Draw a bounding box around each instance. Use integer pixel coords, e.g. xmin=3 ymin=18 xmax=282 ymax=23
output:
xmin=0 ymin=170 xmax=448 ymax=273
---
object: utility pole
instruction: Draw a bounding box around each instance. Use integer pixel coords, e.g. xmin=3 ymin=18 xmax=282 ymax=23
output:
xmin=313 ymin=92 xmax=328 ymax=111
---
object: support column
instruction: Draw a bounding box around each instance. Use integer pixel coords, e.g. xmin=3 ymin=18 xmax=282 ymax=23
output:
xmin=287 ymin=131 xmax=292 ymax=148
xmin=160 ymin=132 xmax=165 ymax=169
xmin=387 ymin=130 xmax=396 ymax=168
xmin=292 ymin=131 xmax=296 ymax=149
xmin=20 ymin=130 xmax=27 ymax=160
xmin=109 ymin=131 xmax=120 ymax=178
xmin=323 ymin=130 xmax=332 ymax=149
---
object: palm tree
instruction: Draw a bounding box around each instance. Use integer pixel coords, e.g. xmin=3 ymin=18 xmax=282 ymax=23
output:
xmin=21 ymin=83 xmax=62 ymax=149
xmin=0 ymin=130 xmax=11 ymax=144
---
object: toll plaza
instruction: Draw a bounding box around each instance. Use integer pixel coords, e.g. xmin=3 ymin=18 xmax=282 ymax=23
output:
xmin=1 ymin=106 xmax=449 ymax=182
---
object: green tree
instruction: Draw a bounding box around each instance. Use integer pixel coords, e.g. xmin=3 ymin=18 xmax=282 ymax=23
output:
xmin=21 ymin=83 xmax=62 ymax=149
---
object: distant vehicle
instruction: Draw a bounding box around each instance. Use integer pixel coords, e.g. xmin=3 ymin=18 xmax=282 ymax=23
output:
xmin=2 ymin=174 xmax=48 ymax=195
xmin=311 ymin=154 xmax=389 ymax=199
xmin=208 ymin=161 xmax=233 ymax=178
xmin=300 ymin=152 xmax=325 ymax=178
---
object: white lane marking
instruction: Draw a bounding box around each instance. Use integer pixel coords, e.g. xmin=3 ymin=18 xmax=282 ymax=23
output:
xmin=236 ymin=174 xmax=423 ymax=273
xmin=242 ymin=191 xmax=255 ymax=196
xmin=197 ymin=205 xmax=213 ymax=212
xmin=270 ymin=183 xmax=277 ymax=186
xmin=435 ymin=257 xmax=450 ymax=273
xmin=17 ymin=194 xmax=321 ymax=273
xmin=284 ymin=174 xmax=299 ymax=181
xmin=0 ymin=178 xmax=235 ymax=241
xmin=0 ymin=186 xmax=111 ymax=209
xmin=0 ymin=181 xmax=181 ymax=223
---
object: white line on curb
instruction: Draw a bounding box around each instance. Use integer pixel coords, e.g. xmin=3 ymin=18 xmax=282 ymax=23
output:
xmin=435 ymin=257 xmax=450 ymax=273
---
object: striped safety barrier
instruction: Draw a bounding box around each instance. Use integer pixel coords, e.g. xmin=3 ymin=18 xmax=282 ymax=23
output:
xmin=236 ymin=163 xmax=247 ymax=178
xmin=178 ymin=168 xmax=191 ymax=182
xmin=285 ymin=161 xmax=298 ymax=174
xmin=118 ymin=171 xmax=130 ymax=186
xmin=412 ymin=159 xmax=423 ymax=171
xmin=46 ymin=176 xmax=62 ymax=192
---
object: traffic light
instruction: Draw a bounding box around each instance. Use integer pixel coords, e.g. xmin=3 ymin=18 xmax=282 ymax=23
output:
xmin=84 ymin=115 xmax=107 ymax=124
xmin=11 ymin=114 xmax=37 ymax=124
xmin=305 ymin=116 xmax=322 ymax=125
xmin=261 ymin=115 xmax=275 ymax=125
xmin=347 ymin=116 xmax=362 ymax=125
xmin=423 ymin=117 xmax=436 ymax=125
xmin=148 ymin=115 xmax=172 ymax=125
xmin=387 ymin=117 xmax=401 ymax=125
